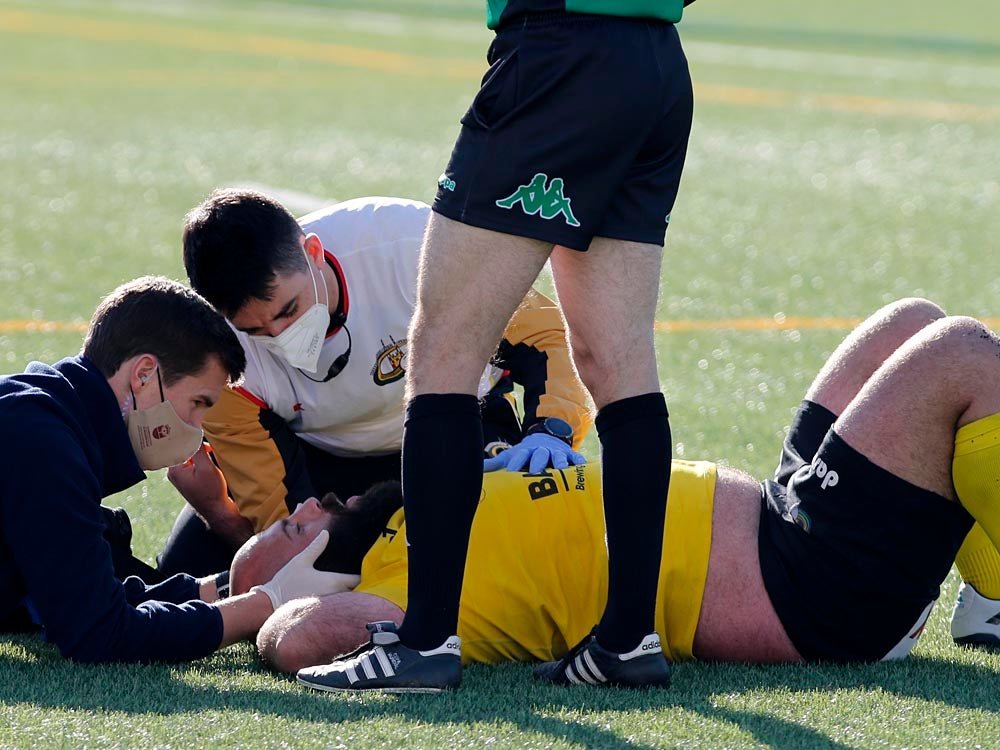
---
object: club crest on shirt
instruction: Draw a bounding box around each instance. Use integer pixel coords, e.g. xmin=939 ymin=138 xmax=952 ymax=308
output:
xmin=371 ymin=335 xmax=407 ymax=386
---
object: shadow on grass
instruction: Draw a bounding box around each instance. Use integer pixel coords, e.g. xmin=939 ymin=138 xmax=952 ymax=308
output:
xmin=2 ymin=633 xmax=999 ymax=748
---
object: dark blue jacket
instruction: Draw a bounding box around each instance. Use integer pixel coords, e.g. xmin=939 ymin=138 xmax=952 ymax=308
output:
xmin=0 ymin=356 xmax=223 ymax=663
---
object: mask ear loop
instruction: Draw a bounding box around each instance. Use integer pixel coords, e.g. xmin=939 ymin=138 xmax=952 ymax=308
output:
xmin=303 ymin=241 xmax=326 ymax=309
xmin=155 ymin=367 xmax=165 ymax=402
xmin=123 ymin=385 xmax=137 ymax=417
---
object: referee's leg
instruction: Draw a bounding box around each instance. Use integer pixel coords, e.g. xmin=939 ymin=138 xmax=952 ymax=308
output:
xmin=550 ymin=238 xmax=670 ymax=653
xmin=399 ymin=215 xmax=551 ymax=651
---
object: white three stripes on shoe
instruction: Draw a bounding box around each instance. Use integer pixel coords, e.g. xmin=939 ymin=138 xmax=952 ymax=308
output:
xmin=344 ymin=647 xmax=396 ymax=685
xmin=566 ymin=651 xmax=607 ymax=684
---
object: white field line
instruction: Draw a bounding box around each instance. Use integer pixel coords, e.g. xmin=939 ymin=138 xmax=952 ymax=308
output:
xmin=686 ymin=40 xmax=1000 ymax=91
xmin=227 ymin=183 xmax=332 ymax=216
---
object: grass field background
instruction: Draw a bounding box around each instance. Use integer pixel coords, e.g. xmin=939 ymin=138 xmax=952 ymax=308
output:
xmin=2 ymin=0 xmax=999 ymax=747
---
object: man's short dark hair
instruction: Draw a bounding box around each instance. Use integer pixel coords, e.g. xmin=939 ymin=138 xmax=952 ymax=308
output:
xmin=315 ymin=482 xmax=404 ymax=575
xmin=182 ymin=188 xmax=308 ymax=318
xmin=82 ymin=276 xmax=246 ymax=386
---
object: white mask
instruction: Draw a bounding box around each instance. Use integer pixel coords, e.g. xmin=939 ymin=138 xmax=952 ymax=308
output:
xmin=249 ymin=250 xmax=330 ymax=373
xmin=125 ymin=369 xmax=204 ymax=470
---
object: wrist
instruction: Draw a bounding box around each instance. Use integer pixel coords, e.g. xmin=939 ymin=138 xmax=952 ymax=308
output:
xmin=250 ymin=584 xmax=280 ymax=612
xmin=524 ymin=417 xmax=574 ymax=446
xmin=214 ymin=570 xmax=231 ymax=600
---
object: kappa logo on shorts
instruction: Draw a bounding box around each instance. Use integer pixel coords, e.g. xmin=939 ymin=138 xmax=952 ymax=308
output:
xmin=437 ymin=173 xmax=456 ymax=192
xmin=371 ymin=335 xmax=407 ymax=386
xmin=496 ymin=173 xmax=580 ymax=227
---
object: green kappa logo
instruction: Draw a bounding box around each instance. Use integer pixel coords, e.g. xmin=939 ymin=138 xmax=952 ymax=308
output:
xmin=496 ymin=173 xmax=580 ymax=227
xmin=437 ymin=173 xmax=456 ymax=192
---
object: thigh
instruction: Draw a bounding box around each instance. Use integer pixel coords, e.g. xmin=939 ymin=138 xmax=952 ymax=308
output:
xmin=434 ymin=17 xmax=688 ymax=252
xmin=549 ymin=238 xmax=663 ymax=406
xmin=407 ymin=213 xmax=551 ymax=395
xmin=157 ymin=503 xmax=236 ymax=577
xmin=803 ymin=298 xmax=944 ymax=415
xmin=694 ymin=468 xmax=801 ymax=662
xmin=836 ymin=316 xmax=1000 ymax=500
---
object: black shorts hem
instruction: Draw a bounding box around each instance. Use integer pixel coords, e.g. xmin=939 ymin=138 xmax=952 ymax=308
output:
xmin=431 ymin=204 xmax=668 ymax=252
xmin=432 ymin=203 xmax=589 ymax=251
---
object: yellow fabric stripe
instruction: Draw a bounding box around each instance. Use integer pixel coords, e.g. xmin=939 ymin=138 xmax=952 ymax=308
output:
xmin=656 ymin=460 xmax=716 ymax=662
xmin=502 ymin=289 xmax=593 ymax=447
xmin=203 ymin=386 xmax=291 ymax=533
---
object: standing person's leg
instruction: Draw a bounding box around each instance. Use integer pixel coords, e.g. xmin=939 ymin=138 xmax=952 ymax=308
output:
xmin=548 ymin=239 xmax=666 ymax=656
xmin=397 ymin=217 xmax=551 ymax=651
xmin=296 ymin=218 xmax=553 ymax=694
xmin=300 ymin=12 xmax=691 ymax=692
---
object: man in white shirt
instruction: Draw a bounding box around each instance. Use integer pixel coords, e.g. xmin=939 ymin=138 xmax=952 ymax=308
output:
xmin=158 ymin=190 xmax=590 ymax=577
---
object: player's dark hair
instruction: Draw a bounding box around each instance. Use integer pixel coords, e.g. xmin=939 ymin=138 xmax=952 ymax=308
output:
xmin=315 ymin=482 xmax=404 ymax=574
xmin=182 ymin=188 xmax=308 ymax=318
xmin=82 ymin=276 xmax=246 ymax=386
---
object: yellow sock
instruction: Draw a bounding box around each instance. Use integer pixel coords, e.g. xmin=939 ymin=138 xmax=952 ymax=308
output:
xmin=953 ymin=413 xmax=1000 ymax=597
xmin=954 ymin=523 xmax=1000 ymax=599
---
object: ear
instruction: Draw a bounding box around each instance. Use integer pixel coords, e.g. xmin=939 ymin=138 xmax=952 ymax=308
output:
xmin=129 ymin=353 xmax=159 ymax=391
xmin=303 ymin=234 xmax=326 ymax=266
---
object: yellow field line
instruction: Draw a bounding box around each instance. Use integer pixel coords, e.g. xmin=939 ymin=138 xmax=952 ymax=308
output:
xmin=697 ymin=83 xmax=1000 ymax=123
xmin=2 ymin=8 xmax=999 ymax=122
xmin=0 ymin=320 xmax=88 ymax=334
xmin=653 ymin=317 xmax=863 ymax=332
xmin=0 ymin=8 xmax=481 ymax=79
xmin=4 ymin=318 xmax=1000 ymax=336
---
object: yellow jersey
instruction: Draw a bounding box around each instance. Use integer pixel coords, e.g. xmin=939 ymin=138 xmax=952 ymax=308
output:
xmin=356 ymin=459 xmax=716 ymax=663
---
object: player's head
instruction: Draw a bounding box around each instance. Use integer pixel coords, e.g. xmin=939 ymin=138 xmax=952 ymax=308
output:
xmin=182 ymin=188 xmax=311 ymax=320
xmin=83 ymin=276 xmax=245 ymax=388
xmin=229 ymin=481 xmax=404 ymax=596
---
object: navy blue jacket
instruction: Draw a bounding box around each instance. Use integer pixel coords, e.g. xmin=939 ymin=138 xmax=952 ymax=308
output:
xmin=0 ymin=356 xmax=223 ymax=663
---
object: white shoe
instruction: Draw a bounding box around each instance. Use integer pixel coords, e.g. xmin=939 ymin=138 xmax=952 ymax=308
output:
xmin=951 ymin=582 xmax=1000 ymax=647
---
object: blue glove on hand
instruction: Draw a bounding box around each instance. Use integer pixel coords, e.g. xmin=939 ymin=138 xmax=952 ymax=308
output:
xmin=483 ymin=433 xmax=587 ymax=473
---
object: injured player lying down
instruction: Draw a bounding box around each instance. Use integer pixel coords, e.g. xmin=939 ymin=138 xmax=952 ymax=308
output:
xmin=230 ymin=298 xmax=1000 ymax=683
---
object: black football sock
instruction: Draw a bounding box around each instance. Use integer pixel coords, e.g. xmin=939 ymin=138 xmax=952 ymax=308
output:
xmin=396 ymin=393 xmax=483 ymax=651
xmin=595 ymin=393 xmax=672 ymax=654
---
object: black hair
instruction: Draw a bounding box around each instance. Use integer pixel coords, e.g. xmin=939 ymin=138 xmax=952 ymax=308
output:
xmin=182 ymin=188 xmax=307 ymax=318
xmin=315 ymin=482 xmax=404 ymax=575
xmin=82 ymin=276 xmax=245 ymax=385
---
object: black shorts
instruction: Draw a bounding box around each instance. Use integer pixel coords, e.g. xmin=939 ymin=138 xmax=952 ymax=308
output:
xmin=434 ymin=12 xmax=693 ymax=251
xmin=758 ymin=400 xmax=974 ymax=662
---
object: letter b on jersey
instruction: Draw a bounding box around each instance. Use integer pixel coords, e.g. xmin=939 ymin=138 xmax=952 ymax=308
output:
xmin=528 ymin=477 xmax=558 ymax=501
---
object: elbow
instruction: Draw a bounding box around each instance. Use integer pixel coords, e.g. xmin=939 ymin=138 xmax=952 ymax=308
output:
xmin=256 ymin=601 xmax=318 ymax=674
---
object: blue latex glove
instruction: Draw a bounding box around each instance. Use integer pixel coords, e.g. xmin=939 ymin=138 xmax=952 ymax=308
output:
xmin=483 ymin=432 xmax=587 ymax=473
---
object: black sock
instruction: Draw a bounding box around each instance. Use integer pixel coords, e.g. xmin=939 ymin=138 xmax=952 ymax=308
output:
xmin=396 ymin=393 xmax=483 ymax=651
xmin=595 ymin=393 xmax=672 ymax=653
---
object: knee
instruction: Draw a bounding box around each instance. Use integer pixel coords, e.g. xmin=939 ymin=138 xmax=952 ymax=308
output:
xmin=933 ymin=315 xmax=997 ymax=348
xmin=880 ymin=297 xmax=946 ymax=334
xmin=570 ymin=331 xmax=656 ymax=406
